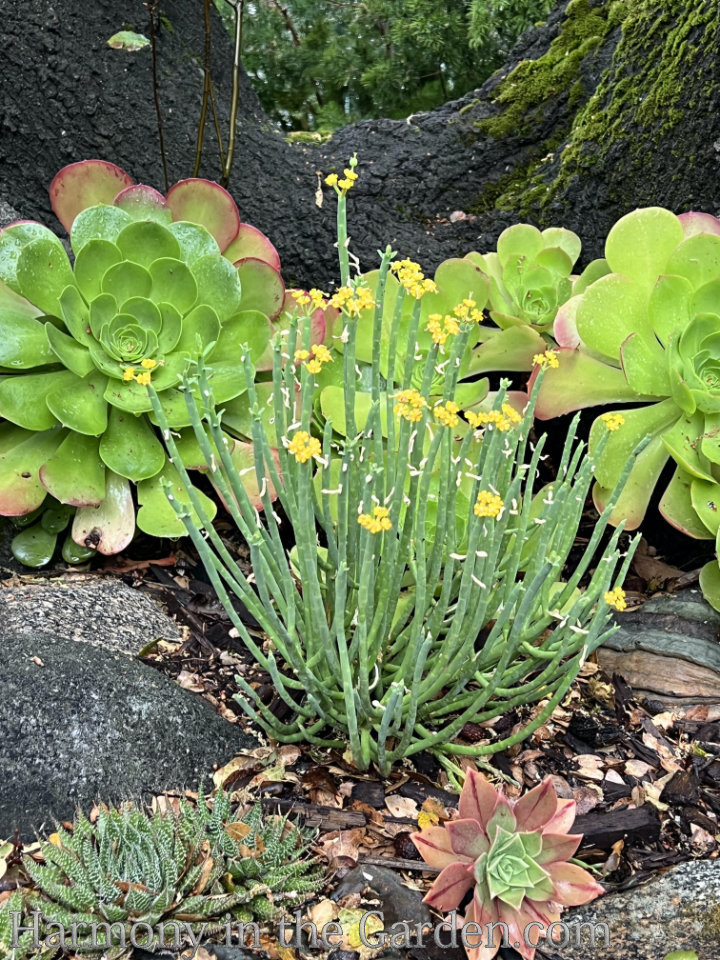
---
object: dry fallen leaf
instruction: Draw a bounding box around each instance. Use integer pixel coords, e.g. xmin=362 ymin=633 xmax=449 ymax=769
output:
xmin=384 ymin=795 xmax=418 ymax=819
xmin=176 ymin=670 xmax=204 ymax=692
xmin=29 ymin=656 xmax=44 ymax=667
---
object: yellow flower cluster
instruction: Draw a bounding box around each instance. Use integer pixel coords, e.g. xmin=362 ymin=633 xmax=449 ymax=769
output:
xmin=604 ymin=586 xmax=627 ymax=611
xmin=325 ymin=167 xmax=358 ymax=192
xmin=600 ymin=412 xmax=626 ymax=431
xmin=466 ymin=404 xmax=522 ymax=432
xmin=287 ymin=430 xmax=322 ymax=464
xmin=434 ymin=401 xmax=460 ymax=428
xmin=533 ymin=350 xmax=560 ymax=369
xmin=390 ymin=259 xmax=437 ymax=299
xmin=358 ymin=505 xmax=392 ymax=534
xmin=303 ymin=343 xmax=333 ymax=374
xmin=394 ymin=389 xmax=427 ymax=423
xmin=123 ymin=357 xmax=158 ymax=386
xmin=426 ymin=313 xmax=459 ymax=346
xmin=329 ymin=285 xmax=376 ymax=316
xmin=291 ymin=288 xmax=327 ymax=310
xmin=426 ymin=298 xmax=483 ymax=345
xmin=474 ymin=490 xmax=504 ymax=519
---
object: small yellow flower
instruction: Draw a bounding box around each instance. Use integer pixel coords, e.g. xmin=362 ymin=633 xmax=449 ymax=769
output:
xmin=394 ymin=389 xmax=427 ymax=422
xmin=604 ymin=586 xmax=627 ymax=611
xmin=305 ymin=359 xmax=323 ymax=374
xmin=600 ymin=412 xmax=626 ymax=431
xmin=533 ymin=350 xmax=560 ymax=369
xmin=123 ymin=367 xmax=136 ymax=382
xmin=287 ymin=430 xmax=322 ymax=464
xmin=309 ymin=288 xmax=327 ymax=310
xmin=135 ymin=371 xmax=152 ymax=387
xmin=294 ymin=349 xmax=310 ymax=362
xmin=501 ymin=403 xmax=522 ymax=424
xmin=312 ymin=344 xmax=333 ymax=364
xmin=358 ymin=505 xmax=392 ymax=534
xmin=465 ymin=407 xmax=520 ymax=432
xmin=426 ymin=314 xmax=447 ymax=346
xmin=391 ymin=259 xmax=436 ymax=299
xmin=434 ymin=401 xmax=460 ymax=428
xmin=343 ymin=168 xmax=358 ymax=181
xmin=474 ymin=490 xmax=504 ymax=519
xmin=140 ymin=358 xmax=157 ymax=370
xmin=329 ymin=284 xmax=375 ymax=316
xmin=325 ymin=173 xmax=339 ymax=187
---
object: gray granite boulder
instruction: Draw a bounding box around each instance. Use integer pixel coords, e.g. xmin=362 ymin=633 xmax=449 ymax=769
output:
xmin=542 ymin=858 xmax=719 ymax=960
xmin=0 ymin=577 xmax=181 ymax=656
xmin=1 ymin=632 xmax=256 ymax=839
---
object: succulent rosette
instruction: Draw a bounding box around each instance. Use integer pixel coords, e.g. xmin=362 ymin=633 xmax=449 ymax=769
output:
xmin=412 ymin=772 xmax=603 ymax=960
xmin=0 ymin=160 xmax=291 ymax=558
xmin=530 ymin=207 xmax=720 ymax=607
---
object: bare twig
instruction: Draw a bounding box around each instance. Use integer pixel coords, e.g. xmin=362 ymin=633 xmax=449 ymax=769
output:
xmin=147 ymin=1 xmax=169 ymax=191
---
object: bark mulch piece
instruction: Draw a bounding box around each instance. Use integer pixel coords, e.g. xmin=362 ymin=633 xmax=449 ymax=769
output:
xmin=127 ymin=558 xmax=720 ymax=903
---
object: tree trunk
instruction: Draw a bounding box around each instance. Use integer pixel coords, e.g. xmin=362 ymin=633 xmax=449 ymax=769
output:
xmin=2 ymin=0 xmax=718 ymax=288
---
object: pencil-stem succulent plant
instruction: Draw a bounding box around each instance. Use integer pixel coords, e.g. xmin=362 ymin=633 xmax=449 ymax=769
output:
xmin=0 ymin=160 xmax=291 ymax=562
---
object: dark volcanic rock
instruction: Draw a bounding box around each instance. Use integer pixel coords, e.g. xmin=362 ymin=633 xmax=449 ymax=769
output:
xmin=2 ymin=1 xmax=719 ymax=287
xmin=0 ymin=632 xmax=255 ymax=839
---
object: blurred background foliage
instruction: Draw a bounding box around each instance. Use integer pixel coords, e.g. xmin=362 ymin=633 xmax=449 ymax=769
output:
xmin=213 ymin=0 xmax=557 ymax=132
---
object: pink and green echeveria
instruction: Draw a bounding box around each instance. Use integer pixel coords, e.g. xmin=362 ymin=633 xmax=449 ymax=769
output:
xmin=530 ymin=207 xmax=720 ymax=607
xmin=412 ymin=771 xmax=603 ymax=960
xmin=0 ymin=160 xmax=309 ymax=560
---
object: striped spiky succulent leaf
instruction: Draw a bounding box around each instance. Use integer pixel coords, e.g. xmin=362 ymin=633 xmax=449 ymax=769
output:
xmin=16 ymin=789 xmax=323 ymax=956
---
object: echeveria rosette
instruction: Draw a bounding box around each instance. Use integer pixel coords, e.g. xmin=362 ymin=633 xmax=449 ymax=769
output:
xmin=412 ymin=772 xmax=603 ymax=960
xmin=0 ymin=159 xmax=284 ymax=557
xmin=531 ymin=207 xmax=720 ymax=609
xmin=464 ymin=223 xmax=603 ymax=372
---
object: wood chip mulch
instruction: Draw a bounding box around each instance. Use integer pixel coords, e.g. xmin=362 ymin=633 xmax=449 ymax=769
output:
xmin=108 ymin=554 xmax=720 ymax=899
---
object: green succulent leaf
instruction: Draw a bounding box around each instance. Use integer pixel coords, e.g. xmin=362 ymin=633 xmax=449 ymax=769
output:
xmin=73 ymin=239 xmax=122 ymax=302
xmin=575 ymin=274 xmax=649 ymax=360
xmin=156 ymin=302 xmax=184 ymax=354
xmin=0 ymin=221 xmax=59 ymax=291
xmin=62 ymin=533 xmax=97 ymax=564
xmin=102 ymin=261 xmax=152 ymax=303
xmin=70 ymin=204 xmax=133 ymax=254
xmin=665 ymin=234 xmax=720 ymax=290
xmin=234 ymin=259 xmax=284 ymax=319
xmin=191 ymin=255 xmax=243 ymax=321
xmin=649 ymin=274 xmax=693 ymax=345
xmin=116 ymin=221 xmax=181 ymax=267
xmin=174 ymin=303 xmax=221 ymax=356
xmin=45 ymin=323 xmax=95 ymax=378
xmin=604 ymin=207 xmax=683 ymax=287
xmin=136 ymin=462 xmax=218 ymax=537
xmin=0 ymin=370 xmax=78 ymax=430
xmin=658 ymin=467 xmax=714 ymax=539
xmin=149 ymin=258 xmax=198 ymax=312
xmin=11 ymin=522 xmax=58 ymax=567
xmin=0 ymin=426 xmax=63 ymax=516
xmin=46 ymin=370 xmax=109 ymax=436
xmin=0 ymin=313 xmax=57 ymax=369
xmin=169 ymin=221 xmax=221 ymax=264
xmin=211 ymin=311 xmax=273 ymax=365
xmin=40 ymin=432 xmax=106 ymax=506
xmin=99 ymin=406 xmax=166 ymax=481
xmin=699 ymin=561 xmax=720 ymax=613
xmin=71 ymin=469 xmax=135 ymax=555
xmin=89 ymin=293 xmax=118 ymax=339
xmin=16 ymin=236 xmax=75 ymax=316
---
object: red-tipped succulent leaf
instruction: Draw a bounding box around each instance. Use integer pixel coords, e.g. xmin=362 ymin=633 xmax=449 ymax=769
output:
xmin=50 ymin=160 xmax=134 ymax=232
xmin=165 ymin=178 xmax=240 ymax=251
